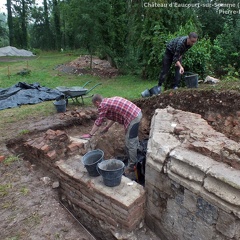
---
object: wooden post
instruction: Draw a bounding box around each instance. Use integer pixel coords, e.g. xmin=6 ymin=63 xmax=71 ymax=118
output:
xmin=8 ymin=66 xmax=10 ymax=79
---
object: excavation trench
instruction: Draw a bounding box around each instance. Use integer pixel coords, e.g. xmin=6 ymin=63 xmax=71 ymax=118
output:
xmin=6 ymin=90 xmax=240 ymax=240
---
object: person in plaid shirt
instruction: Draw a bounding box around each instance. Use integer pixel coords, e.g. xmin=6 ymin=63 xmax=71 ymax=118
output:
xmin=158 ymin=32 xmax=198 ymax=90
xmin=81 ymin=94 xmax=142 ymax=173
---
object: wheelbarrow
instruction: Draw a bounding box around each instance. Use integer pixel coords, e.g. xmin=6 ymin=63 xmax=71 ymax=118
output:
xmin=56 ymin=81 xmax=102 ymax=105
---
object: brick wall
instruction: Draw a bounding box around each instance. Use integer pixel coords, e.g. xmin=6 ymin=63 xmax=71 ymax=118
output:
xmin=55 ymin=158 xmax=146 ymax=239
xmin=21 ymin=129 xmax=146 ymax=240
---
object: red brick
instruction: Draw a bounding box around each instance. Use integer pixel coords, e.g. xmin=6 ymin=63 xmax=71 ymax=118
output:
xmin=46 ymin=150 xmax=57 ymax=160
xmin=55 ymin=130 xmax=66 ymax=136
xmin=24 ymin=139 xmax=36 ymax=147
xmin=45 ymin=129 xmax=57 ymax=140
xmin=46 ymin=129 xmax=56 ymax=135
xmin=35 ymin=141 xmax=45 ymax=150
xmin=41 ymin=144 xmax=50 ymax=153
xmin=0 ymin=155 xmax=5 ymax=162
xmin=36 ymin=137 xmax=45 ymax=143
xmin=79 ymin=112 xmax=86 ymax=118
xmin=67 ymin=142 xmax=84 ymax=152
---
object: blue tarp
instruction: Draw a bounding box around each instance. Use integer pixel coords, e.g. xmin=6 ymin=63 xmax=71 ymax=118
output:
xmin=0 ymin=82 xmax=63 ymax=110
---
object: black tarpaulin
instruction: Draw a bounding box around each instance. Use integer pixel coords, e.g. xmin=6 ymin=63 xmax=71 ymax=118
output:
xmin=0 ymin=82 xmax=64 ymax=110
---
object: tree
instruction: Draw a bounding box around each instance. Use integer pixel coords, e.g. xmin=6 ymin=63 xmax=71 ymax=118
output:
xmin=52 ymin=0 xmax=61 ymax=50
xmin=7 ymin=0 xmax=33 ymax=48
xmin=7 ymin=0 xmax=14 ymax=46
xmin=0 ymin=13 xmax=9 ymax=47
xmin=30 ymin=0 xmax=54 ymax=50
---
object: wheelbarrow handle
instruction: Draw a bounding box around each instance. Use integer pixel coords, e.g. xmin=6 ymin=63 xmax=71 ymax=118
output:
xmin=86 ymin=83 xmax=102 ymax=94
xmin=81 ymin=81 xmax=92 ymax=88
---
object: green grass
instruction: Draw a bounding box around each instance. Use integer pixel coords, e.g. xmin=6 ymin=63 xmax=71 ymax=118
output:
xmin=0 ymin=183 xmax=12 ymax=197
xmin=3 ymin=155 xmax=20 ymax=165
xmin=20 ymin=186 xmax=29 ymax=196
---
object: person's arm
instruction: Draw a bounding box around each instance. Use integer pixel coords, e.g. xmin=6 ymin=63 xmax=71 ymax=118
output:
xmin=80 ymin=103 xmax=107 ymax=139
xmin=89 ymin=123 xmax=100 ymax=136
xmin=175 ymin=60 xmax=184 ymax=74
xmin=80 ymin=123 xmax=99 ymax=139
xmin=101 ymin=120 xmax=114 ymax=133
xmin=173 ymin=38 xmax=185 ymax=74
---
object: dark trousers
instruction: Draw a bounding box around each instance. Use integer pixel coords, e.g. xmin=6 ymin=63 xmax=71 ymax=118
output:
xmin=158 ymin=49 xmax=181 ymax=88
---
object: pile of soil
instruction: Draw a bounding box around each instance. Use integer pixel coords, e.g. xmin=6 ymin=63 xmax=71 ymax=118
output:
xmin=56 ymin=55 xmax=119 ymax=78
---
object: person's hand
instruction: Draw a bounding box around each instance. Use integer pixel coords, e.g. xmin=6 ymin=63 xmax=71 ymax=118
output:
xmin=100 ymin=126 xmax=109 ymax=134
xmin=179 ymin=67 xmax=184 ymax=74
xmin=80 ymin=133 xmax=92 ymax=139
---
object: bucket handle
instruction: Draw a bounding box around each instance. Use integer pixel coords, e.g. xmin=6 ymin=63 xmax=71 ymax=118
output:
xmin=97 ymin=163 xmax=101 ymax=175
xmin=184 ymin=72 xmax=197 ymax=76
xmin=96 ymin=162 xmax=125 ymax=176
xmin=81 ymin=148 xmax=104 ymax=166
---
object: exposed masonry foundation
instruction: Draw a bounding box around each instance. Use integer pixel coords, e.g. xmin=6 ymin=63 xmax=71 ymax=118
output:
xmin=19 ymin=106 xmax=240 ymax=240
xmin=146 ymin=107 xmax=240 ymax=240
xmin=23 ymin=131 xmax=146 ymax=240
xmin=55 ymin=158 xmax=146 ymax=240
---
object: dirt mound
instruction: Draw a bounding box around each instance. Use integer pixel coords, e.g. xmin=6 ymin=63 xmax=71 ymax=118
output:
xmin=56 ymin=55 xmax=119 ymax=78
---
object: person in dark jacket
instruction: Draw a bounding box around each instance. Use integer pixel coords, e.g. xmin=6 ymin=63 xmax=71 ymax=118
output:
xmin=158 ymin=32 xmax=198 ymax=91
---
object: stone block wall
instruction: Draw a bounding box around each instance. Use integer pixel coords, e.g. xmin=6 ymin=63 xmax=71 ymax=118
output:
xmin=145 ymin=107 xmax=240 ymax=240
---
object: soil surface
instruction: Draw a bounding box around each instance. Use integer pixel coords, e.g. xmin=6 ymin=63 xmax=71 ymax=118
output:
xmin=1 ymin=56 xmax=240 ymax=239
xmin=56 ymin=55 xmax=119 ymax=78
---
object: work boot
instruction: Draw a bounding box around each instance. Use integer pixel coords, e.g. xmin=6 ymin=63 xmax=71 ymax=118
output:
xmin=124 ymin=167 xmax=136 ymax=181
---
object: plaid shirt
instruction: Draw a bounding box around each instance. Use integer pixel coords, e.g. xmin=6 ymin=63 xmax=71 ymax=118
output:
xmin=167 ymin=36 xmax=192 ymax=63
xmin=95 ymin=97 xmax=141 ymax=131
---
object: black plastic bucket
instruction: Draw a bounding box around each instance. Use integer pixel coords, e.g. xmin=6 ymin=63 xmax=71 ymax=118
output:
xmin=97 ymin=159 xmax=125 ymax=187
xmin=149 ymin=86 xmax=160 ymax=95
xmin=82 ymin=149 xmax=104 ymax=177
xmin=53 ymin=99 xmax=66 ymax=113
xmin=141 ymin=89 xmax=150 ymax=98
xmin=184 ymin=72 xmax=198 ymax=88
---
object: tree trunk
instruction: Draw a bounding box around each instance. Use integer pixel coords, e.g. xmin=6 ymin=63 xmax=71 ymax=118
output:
xmin=53 ymin=0 xmax=61 ymax=50
xmin=7 ymin=0 xmax=14 ymax=46
xmin=43 ymin=0 xmax=52 ymax=49
xmin=21 ymin=0 xmax=28 ymax=48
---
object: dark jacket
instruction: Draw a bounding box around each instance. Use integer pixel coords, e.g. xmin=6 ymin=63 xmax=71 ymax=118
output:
xmin=167 ymin=36 xmax=192 ymax=63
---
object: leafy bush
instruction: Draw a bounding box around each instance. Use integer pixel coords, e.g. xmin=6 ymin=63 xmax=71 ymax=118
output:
xmin=211 ymin=22 xmax=240 ymax=78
